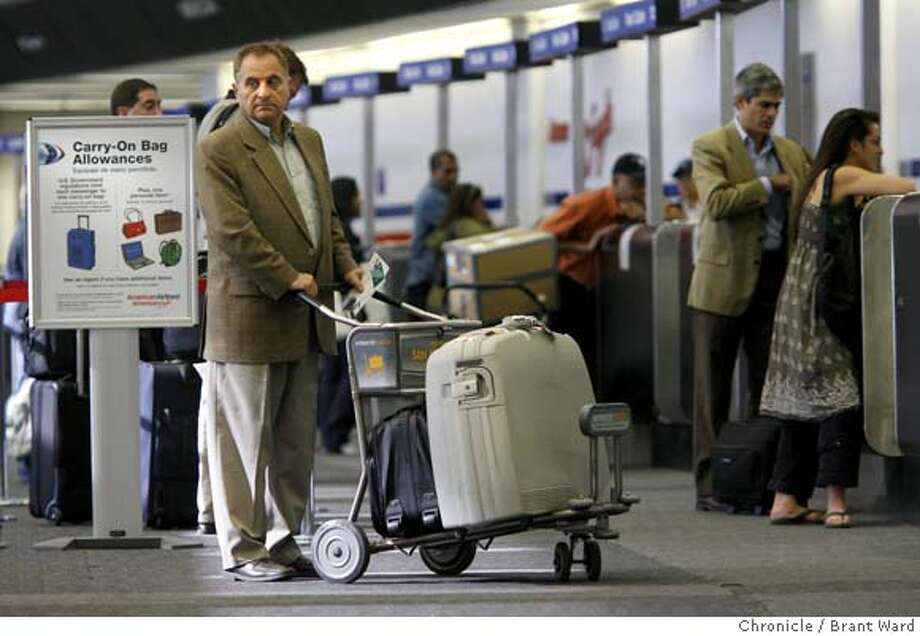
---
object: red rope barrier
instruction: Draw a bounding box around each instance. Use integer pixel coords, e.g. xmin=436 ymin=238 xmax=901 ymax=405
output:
xmin=0 ymin=278 xmax=208 ymax=304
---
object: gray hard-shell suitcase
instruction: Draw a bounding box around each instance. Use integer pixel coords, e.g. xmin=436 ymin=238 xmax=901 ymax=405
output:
xmin=425 ymin=316 xmax=596 ymax=528
xmin=861 ymin=193 xmax=920 ymax=456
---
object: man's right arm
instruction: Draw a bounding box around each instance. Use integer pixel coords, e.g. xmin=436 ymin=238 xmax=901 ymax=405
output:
xmin=196 ymin=141 xmax=299 ymax=300
xmin=692 ymin=136 xmax=770 ymax=221
xmin=538 ymin=197 xmax=581 ymax=240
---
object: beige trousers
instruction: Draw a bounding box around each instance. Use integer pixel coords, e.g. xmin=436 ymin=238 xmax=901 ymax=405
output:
xmin=205 ymin=355 xmax=318 ymax=570
xmin=194 ymin=363 xmax=212 ymax=525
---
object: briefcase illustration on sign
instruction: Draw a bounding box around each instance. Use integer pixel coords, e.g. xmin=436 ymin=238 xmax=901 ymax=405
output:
xmin=67 ymin=215 xmax=95 ymax=270
xmin=122 ymin=208 xmax=147 ymax=238
xmin=121 ymin=241 xmax=155 ymax=270
xmin=159 ymin=239 xmax=182 ymax=267
xmin=154 ymin=209 xmax=182 ymax=234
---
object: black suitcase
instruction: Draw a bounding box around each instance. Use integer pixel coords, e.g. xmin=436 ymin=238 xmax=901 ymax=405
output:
xmin=25 ymin=328 xmax=77 ymax=378
xmin=366 ymin=404 xmax=442 ymax=538
xmin=139 ymin=361 xmax=201 ymax=529
xmin=29 ymin=379 xmax=92 ymax=524
xmin=712 ymin=418 xmax=780 ymax=515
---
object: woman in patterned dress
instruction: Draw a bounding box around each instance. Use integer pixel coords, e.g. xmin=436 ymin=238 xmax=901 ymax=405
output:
xmin=759 ymin=109 xmax=914 ymax=528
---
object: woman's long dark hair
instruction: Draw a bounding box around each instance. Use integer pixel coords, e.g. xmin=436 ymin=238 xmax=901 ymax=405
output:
xmin=331 ymin=176 xmax=359 ymax=221
xmin=795 ymin=108 xmax=879 ymax=212
xmin=437 ymin=183 xmax=484 ymax=230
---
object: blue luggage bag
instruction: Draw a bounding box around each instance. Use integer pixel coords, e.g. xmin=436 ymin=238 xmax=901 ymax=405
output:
xmin=67 ymin=215 xmax=95 ymax=270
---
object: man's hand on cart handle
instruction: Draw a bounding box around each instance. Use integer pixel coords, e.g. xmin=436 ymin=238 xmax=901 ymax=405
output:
xmin=289 ymin=272 xmax=318 ymax=297
xmin=344 ymin=267 xmax=364 ymax=292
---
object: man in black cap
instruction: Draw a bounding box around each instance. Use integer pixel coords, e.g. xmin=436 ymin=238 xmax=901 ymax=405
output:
xmin=540 ymin=152 xmax=646 ymax=384
xmin=671 ymin=159 xmax=703 ymax=223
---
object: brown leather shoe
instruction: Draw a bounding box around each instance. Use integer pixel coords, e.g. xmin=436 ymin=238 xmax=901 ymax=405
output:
xmin=227 ymin=558 xmax=294 ymax=582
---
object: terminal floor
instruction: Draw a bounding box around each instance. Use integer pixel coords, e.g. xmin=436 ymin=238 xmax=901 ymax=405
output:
xmin=2 ymin=453 xmax=920 ymax=616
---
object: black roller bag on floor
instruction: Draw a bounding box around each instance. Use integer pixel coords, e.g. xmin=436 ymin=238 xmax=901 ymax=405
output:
xmin=139 ymin=361 xmax=201 ymax=529
xmin=29 ymin=379 xmax=92 ymax=524
xmin=366 ymin=404 xmax=442 ymax=538
xmin=712 ymin=418 xmax=780 ymax=515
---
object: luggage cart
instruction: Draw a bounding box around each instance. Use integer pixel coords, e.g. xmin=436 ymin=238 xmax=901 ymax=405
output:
xmin=296 ymin=290 xmax=638 ymax=584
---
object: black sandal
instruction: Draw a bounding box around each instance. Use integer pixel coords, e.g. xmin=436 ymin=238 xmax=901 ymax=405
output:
xmin=824 ymin=510 xmax=852 ymax=529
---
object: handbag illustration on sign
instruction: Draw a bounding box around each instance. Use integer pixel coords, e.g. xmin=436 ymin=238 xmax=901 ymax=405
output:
xmin=154 ymin=209 xmax=182 ymax=234
xmin=67 ymin=214 xmax=95 ymax=270
xmin=159 ymin=239 xmax=182 ymax=267
xmin=122 ymin=208 xmax=147 ymax=238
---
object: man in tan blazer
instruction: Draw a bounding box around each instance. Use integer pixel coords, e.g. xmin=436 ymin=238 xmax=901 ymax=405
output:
xmin=196 ymin=42 xmax=362 ymax=581
xmin=688 ymin=63 xmax=811 ymax=511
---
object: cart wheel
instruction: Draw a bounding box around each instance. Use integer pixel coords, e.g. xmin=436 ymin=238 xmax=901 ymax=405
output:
xmin=584 ymin=540 xmax=602 ymax=581
xmin=311 ymin=520 xmax=370 ymax=584
xmin=553 ymin=542 xmax=572 ymax=582
xmin=420 ymin=542 xmax=477 ymax=576
xmin=45 ymin=503 xmax=62 ymax=526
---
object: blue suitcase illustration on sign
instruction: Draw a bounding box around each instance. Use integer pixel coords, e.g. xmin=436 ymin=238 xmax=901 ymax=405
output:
xmin=67 ymin=215 xmax=95 ymax=270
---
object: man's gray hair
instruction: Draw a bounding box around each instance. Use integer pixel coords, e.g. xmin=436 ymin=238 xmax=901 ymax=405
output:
xmin=734 ymin=63 xmax=783 ymax=101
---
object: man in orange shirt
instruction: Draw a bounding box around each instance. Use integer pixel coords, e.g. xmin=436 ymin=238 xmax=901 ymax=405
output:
xmin=540 ymin=153 xmax=646 ymax=384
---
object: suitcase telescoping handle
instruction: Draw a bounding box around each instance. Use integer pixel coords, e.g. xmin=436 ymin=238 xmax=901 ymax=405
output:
xmin=78 ymin=214 xmax=90 ymax=230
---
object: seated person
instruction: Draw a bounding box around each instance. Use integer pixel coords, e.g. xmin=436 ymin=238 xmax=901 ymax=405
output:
xmin=539 ymin=153 xmax=647 ymax=381
xmin=425 ymin=183 xmax=495 ymax=309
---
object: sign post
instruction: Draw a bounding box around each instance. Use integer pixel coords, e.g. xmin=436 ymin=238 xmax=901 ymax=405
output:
xmin=26 ymin=116 xmax=200 ymax=550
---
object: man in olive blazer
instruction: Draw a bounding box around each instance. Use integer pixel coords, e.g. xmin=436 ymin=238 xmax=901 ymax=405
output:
xmin=688 ymin=63 xmax=812 ymax=510
xmin=196 ymin=42 xmax=362 ymax=581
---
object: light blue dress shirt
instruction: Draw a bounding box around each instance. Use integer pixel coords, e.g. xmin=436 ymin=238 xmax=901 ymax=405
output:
xmin=733 ymin=118 xmax=786 ymax=252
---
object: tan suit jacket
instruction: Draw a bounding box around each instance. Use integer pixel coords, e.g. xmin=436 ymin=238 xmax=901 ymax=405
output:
xmin=196 ymin=111 xmax=358 ymax=363
xmin=687 ymin=122 xmax=812 ymax=317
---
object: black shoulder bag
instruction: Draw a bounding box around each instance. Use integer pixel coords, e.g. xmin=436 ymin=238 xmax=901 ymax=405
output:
xmin=815 ymin=165 xmax=861 ymax=354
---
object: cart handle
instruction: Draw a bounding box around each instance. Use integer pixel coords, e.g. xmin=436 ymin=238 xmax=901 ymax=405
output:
xmin=294 ymin=288 xmax=459 ymax=326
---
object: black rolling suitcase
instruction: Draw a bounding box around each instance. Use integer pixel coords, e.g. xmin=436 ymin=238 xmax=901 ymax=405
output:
xmin=712 ymin=418 xmax=780 ymax=515
xmin=29 ymin=379 xmax=92 ymax=524
xmin=366 ymin=404 xmax=442 ymax=538
xmin=139 ymin=360 xmax=201 ymax=529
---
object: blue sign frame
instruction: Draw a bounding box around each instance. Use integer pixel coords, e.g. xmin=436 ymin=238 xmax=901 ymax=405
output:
xmin=322 ymin=72 xmax=404 ymax=101
xmin=679 ymin=0 xmax=769 ymax=21
xmin=528 ymin=21 xmax=604 ymax=63
xmin=397 ymin=58 xmax=483 ymax=87
xmin=463 ymin=41 xmax=547 ymax=73
xmin=601 ymin=0 xmax=683 ymax=42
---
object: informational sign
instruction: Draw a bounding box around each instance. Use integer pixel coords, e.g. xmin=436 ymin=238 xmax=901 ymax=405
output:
xmin=397 ymin=58 xmax=483 ymax=87
xmin=27 ymin=116 xmax=197 ymax=329
xmin=528 ymin=22 xmax=603 ymax=63
xmin=323 ymin=72 xmax=403 ymax=100
xmin=679 ymin=0 xmax=768 ymax=20
xmin=463 ymin=42 xmax=533 ymax=73
xmin=601 ymin=1 xmax=684 ymax=41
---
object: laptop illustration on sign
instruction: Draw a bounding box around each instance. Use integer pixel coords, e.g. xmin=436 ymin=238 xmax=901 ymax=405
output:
xmin=121 ymin=241 xmax=154 ymax=270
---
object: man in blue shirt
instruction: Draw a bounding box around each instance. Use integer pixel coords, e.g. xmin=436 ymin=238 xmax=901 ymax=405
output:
xmin=405 ymin=149 xmax=459 ymax=309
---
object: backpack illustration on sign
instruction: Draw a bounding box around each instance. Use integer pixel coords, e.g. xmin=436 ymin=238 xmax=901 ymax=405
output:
xmin=159 ymin=239 xmax=182 ymax=267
